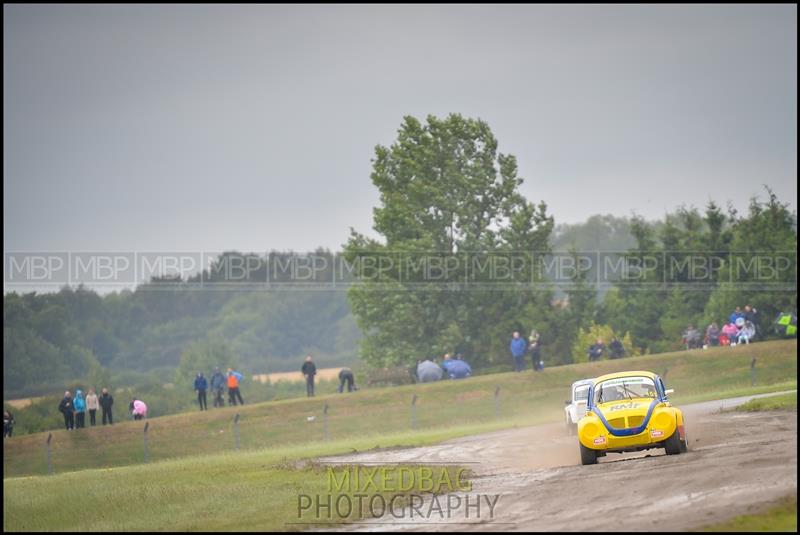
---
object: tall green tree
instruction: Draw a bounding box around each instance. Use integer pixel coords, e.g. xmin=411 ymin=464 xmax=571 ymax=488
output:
xmin=344 ymin=114 xmax=554 ymax=367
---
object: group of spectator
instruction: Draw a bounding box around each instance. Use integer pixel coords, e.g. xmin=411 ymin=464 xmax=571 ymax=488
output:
xmin=587 ymin=337 xmax=626 ymax=362
xmin=510 ymin=330 xmax=548 ymax=371
xmin=414 ymin=353 xmax=473 ymax=383
xmin=684 ymin=304 xmax=759 ymax=350
xmin=300 ymin=355 xmax=360 ymax=397
xmin=193 ymin=367 xmax=245 ymax=410
xmin=20 ymin=303 xmax=775 ymax=440
xmin=57 ymin=388 xmax=118 ymax=430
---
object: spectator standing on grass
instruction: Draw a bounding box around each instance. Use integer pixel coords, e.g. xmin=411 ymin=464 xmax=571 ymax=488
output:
xmin=608 ymin=337 xmax=625 ymax=359
xmin=227 ymin=368 xmax=245 ymax=406
xmin=301 ymin=356 xmax=317 ymax=397
xmin=729 ymin=306 xmax=744 ymax=325
xmin=338 ymin=367 xmax=357 ymax=393
xmin=210 ymin=367 xmax=226 ymax=408
xmin=441 ymin=353 xmax=454 ymax=376
xmin=85 ymin=388 xmax=99 ymax=426
xmin=445 ymin=356 xmax=472 ymax=379
xmin=194 ymin=372 xmax=208 ymax=411
xmin=588 ymin=338 xmax=606 ymax=362
xmin=73 ymin=389 xmax=87 ymax=429
xmin=58 ymin=391 xmax=75 ymax=431
xmin=100 ymin=387 xmax=114 ymax=425
xmin=131 ymin=398 xmax=147 ymax=420
xmin=528 ymin=330 xmax=544 ymax=371
xmin=4 ymin=411 xmax=15 ymax=438
xmin=510 ymin=331 xmax=527 ymax=372
xmin=409 ymin=361 xmax=420 ymax=384
xmin=416 ymin=359 xmax=443 ymax=383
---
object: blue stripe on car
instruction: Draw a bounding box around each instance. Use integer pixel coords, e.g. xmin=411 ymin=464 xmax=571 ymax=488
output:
xmin=593 ymin=398 xmax=661 ymax=437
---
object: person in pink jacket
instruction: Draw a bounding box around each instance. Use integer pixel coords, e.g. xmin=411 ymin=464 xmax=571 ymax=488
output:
xmin=130 ymin=398 xmax=148 ymax=420
xmin=721 ymin=322 xmax=739 ymax=344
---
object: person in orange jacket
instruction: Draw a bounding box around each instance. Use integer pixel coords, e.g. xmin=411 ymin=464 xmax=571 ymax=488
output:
xmin=227 ymin=368 xmax=244 ymax=406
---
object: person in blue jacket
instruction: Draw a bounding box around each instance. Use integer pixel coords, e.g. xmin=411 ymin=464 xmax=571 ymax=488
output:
xmin=194 ymin=372 xmax=208 ymax=411
xmin=416 ymin=359 xmax=443 ymax=383
xmin=445 ymin=354 xmax=472 ymax=379
xmin=441 ymin=353 xmax=454 ymax=376
xmin=73 ymin=389 xmax=87 ymax=429
xmin=509 ymin=331 xmax=527 ymax=372
xmin=729 ymin=306 xmax=745 ymax=324
xmin=209 ymin=367 xmax=226 ymax=408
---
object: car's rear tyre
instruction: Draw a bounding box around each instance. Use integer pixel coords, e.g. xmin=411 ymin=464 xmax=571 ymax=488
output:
xmin=664 ymin=427 xmax=682 ymax=455
xmin=679 ymin=427 xmax=688 ymax=453
xmin=580 ymin=443 xmax=598 ymax=465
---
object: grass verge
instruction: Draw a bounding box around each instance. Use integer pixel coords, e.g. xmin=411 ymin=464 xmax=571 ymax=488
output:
xmin=702 ymin=495 xmax=797 ymax=532
xmin=4 ymin=339 xmax=796 ymax=478
xmin=736 ymin=392 xmax=797 ymax=412
xmin=4 ymin=448 xmax=467 ymax=531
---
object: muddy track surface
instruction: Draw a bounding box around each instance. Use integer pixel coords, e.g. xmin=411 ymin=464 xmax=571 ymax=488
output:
xmin=317 ymin=392 xmax=797 ymax=531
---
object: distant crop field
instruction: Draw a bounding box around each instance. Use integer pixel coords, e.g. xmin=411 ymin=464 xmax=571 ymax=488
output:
xmin=252 ymin=367 xmax=342 ymax=384
xmin=3 ymin=396 xmax=45 ymax=410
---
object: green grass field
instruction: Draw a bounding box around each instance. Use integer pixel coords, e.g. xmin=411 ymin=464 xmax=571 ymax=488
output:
xmin=702 ymin=495 xmax=797 ymax=532
xmin=3 ymin=339 xmax=797 ymax=531
xmin=3 ymin=445 xmax=466 ymax=531
xmin=4 ymin=339 xmax=797 ymax=479
xmin=736 ymin=391 xmax=797 ymax=412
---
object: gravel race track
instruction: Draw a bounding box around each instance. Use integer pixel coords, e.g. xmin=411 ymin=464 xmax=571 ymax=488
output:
xmin=318 ymin=392 xmax=797 ymax=531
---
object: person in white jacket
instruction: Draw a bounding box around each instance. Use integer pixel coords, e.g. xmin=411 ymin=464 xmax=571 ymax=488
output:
xmin=86 ymin=388 xmax=99 ymax=426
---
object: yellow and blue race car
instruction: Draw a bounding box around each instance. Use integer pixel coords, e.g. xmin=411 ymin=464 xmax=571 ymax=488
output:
xmin=577 ymin=370 xmax=687 ymax=465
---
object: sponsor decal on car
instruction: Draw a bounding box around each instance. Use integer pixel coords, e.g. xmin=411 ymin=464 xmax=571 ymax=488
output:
xmin=593 ymin=436 xmax=606 ymax=445
xmin=607 ymin=402 xmax=641 ymax=412
xmin=650 ymin=429 xmax=664 ymax=438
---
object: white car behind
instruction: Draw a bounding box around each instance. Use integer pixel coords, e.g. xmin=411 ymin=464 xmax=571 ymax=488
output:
xmin=564 ymin=378 xmax=594 ymax=435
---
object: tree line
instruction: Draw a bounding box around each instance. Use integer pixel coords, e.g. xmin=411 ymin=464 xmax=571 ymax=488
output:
xmin=4 ymin=113 xmax=797 ymax=401
xmin=343 ymin=114 xmax=797 ymax=368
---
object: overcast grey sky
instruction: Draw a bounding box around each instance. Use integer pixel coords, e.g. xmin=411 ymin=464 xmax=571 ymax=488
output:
xmin=4 ymin=4 xmax=797 ymax=254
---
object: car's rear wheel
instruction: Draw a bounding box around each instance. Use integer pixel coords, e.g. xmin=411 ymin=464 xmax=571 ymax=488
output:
xmin=664 ymin=427 xmax=682 ymax=455
xmin=580 ymin=443 xmax=598 ymax=465
xmin=679 ymin=426 xmax=688 ymax=453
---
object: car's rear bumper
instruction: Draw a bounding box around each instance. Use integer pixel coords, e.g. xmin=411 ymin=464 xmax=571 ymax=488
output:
xmin=580 ymin=426 xmax=674 ymax=451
